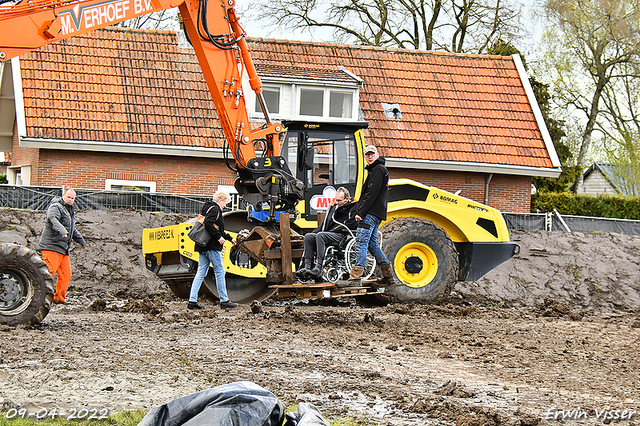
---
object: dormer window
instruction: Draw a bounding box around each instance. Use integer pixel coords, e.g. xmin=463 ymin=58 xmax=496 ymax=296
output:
xmin=254 ymin=86 xmax=281 ymax=115
xmin=299 ymin=88 xmax=354 ymax=119
xmin=247 ymin=65 xmax=362 ymax=122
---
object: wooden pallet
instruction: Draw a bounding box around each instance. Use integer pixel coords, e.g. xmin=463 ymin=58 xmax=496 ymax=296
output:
xmin=269 ymin=281 xmax=384 ymax=300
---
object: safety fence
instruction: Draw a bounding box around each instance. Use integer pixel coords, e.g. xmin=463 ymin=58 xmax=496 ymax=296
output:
xmin=2 ymin=185 xmax=639 ymax=235
xmin=503 ymin=211 xmax=640 ymax=236
xmin=0 ymin=185 xmax=244 ymax=214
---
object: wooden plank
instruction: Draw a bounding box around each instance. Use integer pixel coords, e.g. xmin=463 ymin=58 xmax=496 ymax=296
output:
xmin=279 ymin=212 xmax=293 ymax=285
xmin=270 ymin=282 xmax=335 ymax=289
xmin=271 ymin=284 xmax=385 ymax=300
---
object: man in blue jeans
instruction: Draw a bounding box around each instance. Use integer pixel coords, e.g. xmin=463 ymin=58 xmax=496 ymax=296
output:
xmin=338 ymin=145 xmax=396 ymax=288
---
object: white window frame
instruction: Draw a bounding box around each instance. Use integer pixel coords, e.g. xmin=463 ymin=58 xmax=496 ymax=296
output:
xmin=7 ymin=165 xmax=30 ymax=185
xmin=329 ymin=89 xmax=354 ymax=119
xmin=254 ymin=85 xmax=281 ymax=116
xmin=296 ymin=86 xmax=356 ymax=120
xmin=105 ymin=179 xmax=156 ymax=193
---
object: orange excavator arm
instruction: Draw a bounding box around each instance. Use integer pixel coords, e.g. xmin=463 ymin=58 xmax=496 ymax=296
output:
xmin=0 ymin=0 xmax=303 ymax=216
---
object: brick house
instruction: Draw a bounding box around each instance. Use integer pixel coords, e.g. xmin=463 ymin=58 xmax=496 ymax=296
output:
xmin=0 ymin=27 xmax=560 ymax=213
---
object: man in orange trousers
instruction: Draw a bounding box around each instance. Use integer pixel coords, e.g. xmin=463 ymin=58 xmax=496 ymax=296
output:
xmin=38 ymin=187 xmax=85 ymax=303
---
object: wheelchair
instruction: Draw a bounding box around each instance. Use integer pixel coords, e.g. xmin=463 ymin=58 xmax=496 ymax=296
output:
xmin=296 ymin=216 xmax=381 ymax=284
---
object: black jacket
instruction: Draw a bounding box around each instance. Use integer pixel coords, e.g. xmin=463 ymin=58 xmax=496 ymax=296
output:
xmin=317 ymin=200 xmax=358 ymax=234
xmin=356 ymin=157 xmax=389 ymax=221
xmin=195 ymin=200 xmax=233 ymax=252
xmin=38 ymin=196 xmax=85 ymax=255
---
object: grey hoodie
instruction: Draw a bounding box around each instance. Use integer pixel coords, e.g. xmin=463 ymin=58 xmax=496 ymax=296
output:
xmin=38 ymin=196 xmax=85 ymax=255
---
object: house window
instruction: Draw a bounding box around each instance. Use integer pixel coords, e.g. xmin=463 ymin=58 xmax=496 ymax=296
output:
xmin=7 ymin=165 xmax=31 ymax=185
xmin=255 ymin=86 xmax=280 ymax=115
xmin=299 ymin=88 xmax=324 ymax=116
xmin=298 ymin=87 xmax=355 ymax=119
xmin=330 ymin=91 xmax=353 ymax=118
xmin=105 ymin=179 xmax=156 ymax=193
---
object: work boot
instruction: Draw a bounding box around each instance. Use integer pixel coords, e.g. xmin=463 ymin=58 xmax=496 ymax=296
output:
xmin=187 ymin=301 xmax=204 ymax=310
xmin=337 ymin=265 xmax=364 ymax=288
xmin=376 ymin=262 xmax=398 ymax=288
xmin=308 ymin=264 xmax=322 ymax=279
xmin=220 ymin=300 xmax=238 ymax=309
xmin=295 ymin=258 xmax=314 ymax=280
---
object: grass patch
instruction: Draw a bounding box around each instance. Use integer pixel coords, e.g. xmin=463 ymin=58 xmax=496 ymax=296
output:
xmin=0 ymin=410 xmax=146 ymax=426
xmin=1 ymin=409 xmax=368 ymax=426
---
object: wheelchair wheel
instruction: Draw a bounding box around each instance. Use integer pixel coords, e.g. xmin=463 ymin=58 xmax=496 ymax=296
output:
xmin=324 ymin=267 xmax=340 ymax=283
xmin=344 ymin=238 xmax=376 ymax=280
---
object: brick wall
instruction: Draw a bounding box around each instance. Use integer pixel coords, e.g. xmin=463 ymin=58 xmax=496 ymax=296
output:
xmin=34 ymin=150 xmax=238 ymax=194
xmin=387 ymin=167 xmax=532 ymax=213
xmin=11 ymin=147 xmax=532 ymax=212
xmin=11 ymin=130 xmax=41 ymax=184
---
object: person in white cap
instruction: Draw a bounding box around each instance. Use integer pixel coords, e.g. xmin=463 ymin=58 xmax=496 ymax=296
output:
xmin=338 ymin=145 xmax=396 ymax=288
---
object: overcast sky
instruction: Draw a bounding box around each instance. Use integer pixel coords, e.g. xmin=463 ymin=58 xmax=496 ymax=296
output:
xmin=239 ymin=0 xmax=545 ymax=56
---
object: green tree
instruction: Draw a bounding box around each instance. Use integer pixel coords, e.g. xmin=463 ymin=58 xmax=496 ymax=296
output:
xmin=539 ymin=0 xmax=640 ymax=193
xmin=488 ymin=40 xmax=579 ymax=192
xmin=252 ymin=0 xmax=523 ymax=53
xmin=598 ymin=62 xmax=640 ymax=196
xmin=0 ymin=173 xmax=7 ymax=184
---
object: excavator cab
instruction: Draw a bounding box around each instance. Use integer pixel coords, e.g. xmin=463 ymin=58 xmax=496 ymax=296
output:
xmin=279 ymin=120 xmax=369 ymax=223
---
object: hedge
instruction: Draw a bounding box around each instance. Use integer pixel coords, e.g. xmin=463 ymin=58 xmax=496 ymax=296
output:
xmin=531 ymin=191 xmax=640 ymax=219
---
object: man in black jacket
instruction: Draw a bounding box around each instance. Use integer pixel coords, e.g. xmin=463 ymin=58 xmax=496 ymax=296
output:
xmin=338 ymin=145 xmax=396 ymax=288
xmin=297 ymin=187 xmax=357 ymax=280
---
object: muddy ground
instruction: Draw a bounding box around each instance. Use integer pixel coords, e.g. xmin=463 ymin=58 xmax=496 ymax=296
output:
xmin=1 ymin=208 xmax=640 ymax=425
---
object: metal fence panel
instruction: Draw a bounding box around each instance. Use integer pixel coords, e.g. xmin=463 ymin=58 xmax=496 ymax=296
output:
xmin=503 ymin=212 xmax=640 ymax=236
xmin=503 ymin=213 xmax=547 ymax=231
xmin=0 ymin=185 xmax=243 ymax=215
xmin=3 ymin=185 xmax=640 ymax=235
xmin=556 ymin=215 xmax=640 ymax=235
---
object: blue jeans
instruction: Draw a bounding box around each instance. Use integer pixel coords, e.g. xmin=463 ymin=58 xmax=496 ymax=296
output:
xmin=355 ymin=214 xmax=389 ymax=267
xmin=189 ymin=249 xmax=230 ymax=303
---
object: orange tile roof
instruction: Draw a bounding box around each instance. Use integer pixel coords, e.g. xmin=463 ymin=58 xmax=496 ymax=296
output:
xmin=248 ymin=39 xmax=553 ymax=169
xmin=20 ymin=28 xmax=223 ymax=149
xmin=18 ymin=27 xmax=555 ymax=169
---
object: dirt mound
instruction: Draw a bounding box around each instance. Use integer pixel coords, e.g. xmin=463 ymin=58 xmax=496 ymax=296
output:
xmin=2 ymin=208 xmax=640 ymax=310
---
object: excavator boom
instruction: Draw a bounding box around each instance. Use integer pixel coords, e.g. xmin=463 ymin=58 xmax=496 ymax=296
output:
xmin=0 ymin=0 xmax=303 ymax=215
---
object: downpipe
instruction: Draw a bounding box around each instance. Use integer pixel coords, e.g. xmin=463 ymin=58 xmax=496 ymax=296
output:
xmin=484 ymin=173 xmax=493 ymax=205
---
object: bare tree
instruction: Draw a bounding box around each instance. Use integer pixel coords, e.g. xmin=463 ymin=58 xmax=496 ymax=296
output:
xmin=116 ymin=9 xmax=179 ymax=31
xmin=539 ymin=0 xmax=640 ymax=192
xmin=252 ymin=0 xmax=522 ymax=53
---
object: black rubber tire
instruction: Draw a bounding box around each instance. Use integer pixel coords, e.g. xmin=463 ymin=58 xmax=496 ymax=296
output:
xmin=380 ymin=217 xmax=458 ymax=304
xmin=0 ymin=244 xmax=55 ymax=326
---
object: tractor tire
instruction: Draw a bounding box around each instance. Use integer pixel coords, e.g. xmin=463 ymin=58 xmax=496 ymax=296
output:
xmin=0 ymin=244 xmax=55 ymax=326
xmin=380 ymin=217 xmax=458 ymax=304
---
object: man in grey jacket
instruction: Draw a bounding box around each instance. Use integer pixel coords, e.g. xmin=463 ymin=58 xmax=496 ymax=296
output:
xmin=38 ymin=187 xmax=85 ymax=303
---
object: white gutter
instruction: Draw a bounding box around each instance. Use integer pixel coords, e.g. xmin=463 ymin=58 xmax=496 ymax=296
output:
xmin=11 ymin=57 xmax=26 ymax=138
xmin=512 ymin=54 xmax=562 ymax=169
xmin=20 ymin=137 xmax=227 ymax=158
xmin=384 ymin=157 xmax=562 ymax=178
